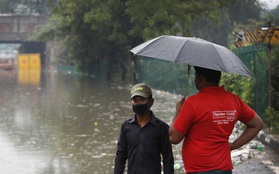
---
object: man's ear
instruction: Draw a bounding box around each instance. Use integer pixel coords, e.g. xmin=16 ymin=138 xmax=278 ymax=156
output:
xmin=201 ymin=74 xmax=207 ymax=83
xmin=197 ymin=74 xmax=205 ymax=82
xmin=195 ymin=74 xmax=201 ymax=83
xmin=149 ymin=98 xmax=154 ymax=107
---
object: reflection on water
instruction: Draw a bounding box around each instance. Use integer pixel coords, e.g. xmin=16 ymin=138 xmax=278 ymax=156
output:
xmin=17 ymin=69 xmax=41 ymax=86
xmin=0 ymin=69 xmax=181 ymax=174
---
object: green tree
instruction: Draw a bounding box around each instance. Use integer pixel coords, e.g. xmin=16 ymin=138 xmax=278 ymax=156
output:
xmin=267 ymin=46 xmax=279 ymax=133
xmin=35 ymin=0 xmax=234 ymax=82
xmin=46 ymin=0 xmax=131 ymax=81
xmin=126 ymin=0 xmax=232 ymax=44
xmin=0 ymin=0 xmax=21 ymax=14
xmin=33 ymin=0 xmax=266 ymax=83
xmin=191 ymin=0 xmax=262 ymax=46
xmin=0 ymin=0 xmax=52 ymax=15
xmin=271 ymin=48 xmax=279 ymax=110
xmin=19 ymin=0 xmax=52 ymax=15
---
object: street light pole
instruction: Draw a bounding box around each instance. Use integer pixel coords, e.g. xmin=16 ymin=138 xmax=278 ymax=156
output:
xmin=264 ymin=21 xmax=274 ymax=108
xmin=268 ymin=42 xmax=272 ymax=108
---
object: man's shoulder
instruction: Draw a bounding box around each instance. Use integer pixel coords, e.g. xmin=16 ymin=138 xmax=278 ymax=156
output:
xmin=122 ymin=115 xmax=135 ymax=125
xmin=152 ymin=115 xmax=169 ymax=128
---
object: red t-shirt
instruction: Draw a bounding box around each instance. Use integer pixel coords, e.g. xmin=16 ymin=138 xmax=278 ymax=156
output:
xmin=173 ymin=86 xmax=255 ymax=173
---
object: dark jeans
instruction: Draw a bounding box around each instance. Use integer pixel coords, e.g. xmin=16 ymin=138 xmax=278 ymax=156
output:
xmin=188 ymin=170 xmax=232 ymax=174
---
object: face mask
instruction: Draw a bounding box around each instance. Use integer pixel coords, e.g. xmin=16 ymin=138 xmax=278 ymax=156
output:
xmin=132 ymin=103 xmax=149 ymax=115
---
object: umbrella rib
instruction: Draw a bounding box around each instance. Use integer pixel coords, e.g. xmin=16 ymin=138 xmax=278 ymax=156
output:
xmin=175 ymin=39 xmax=189 ymax=63
xmin=213 ymin=44 xmax=229 ymax=72
xmin=130 ymin=36 xmax=166 ymax=55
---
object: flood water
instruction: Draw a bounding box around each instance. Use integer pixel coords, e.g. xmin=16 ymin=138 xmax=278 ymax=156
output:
xmin=0 ymin=68 xmax=182 ymax=174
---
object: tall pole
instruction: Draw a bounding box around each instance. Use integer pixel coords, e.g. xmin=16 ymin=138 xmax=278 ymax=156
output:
xmin=268 ymin=43 xmax=272 ymax=108
xmin=266 ymin=21 xmax=272 ymax=108
xmin=268 ymin=25 xmax=279 ymax=108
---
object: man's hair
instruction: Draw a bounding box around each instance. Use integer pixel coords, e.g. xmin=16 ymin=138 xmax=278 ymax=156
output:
xmin=194 ymin=66 xmax=221 ymax=84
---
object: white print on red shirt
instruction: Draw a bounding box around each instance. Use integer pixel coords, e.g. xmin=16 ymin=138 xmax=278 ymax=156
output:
xmin=212 ymin=110 xmax=236 ymax=124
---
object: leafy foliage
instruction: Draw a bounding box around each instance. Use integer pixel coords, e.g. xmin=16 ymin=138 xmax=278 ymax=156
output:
xmin=263 ymin=10 xmax=279 ymax=132
xmin=220 ymin=74 xmax=255 ymax=107
xmin=33 ymin=0 xmax=241 ymax=82
xmin=126 ymin=0 xmax=233 ymax=44
xmin=0 ymin=0 xmax=52 ymax=15
xmin=191 ymin=0 xmax=262 ymax=46
xmin=266 ymin=107 xmax=279 ymax=133
xmin=271 ymin=47 xmax=279 ymax=110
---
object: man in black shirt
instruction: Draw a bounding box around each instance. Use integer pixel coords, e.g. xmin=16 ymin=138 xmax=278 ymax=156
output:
xmin=114 ymin=83 xmax=174 ymax=174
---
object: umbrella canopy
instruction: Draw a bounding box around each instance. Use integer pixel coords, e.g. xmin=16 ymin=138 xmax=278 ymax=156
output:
xmin=130 ymin=35 xmax=253 ymax=77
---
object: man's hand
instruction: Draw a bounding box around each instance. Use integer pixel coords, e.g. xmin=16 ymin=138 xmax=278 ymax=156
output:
xmin=169 ymin=97 xmax=187 ymax=144
xmin=174 ymin=97 xmax=186 ymax=121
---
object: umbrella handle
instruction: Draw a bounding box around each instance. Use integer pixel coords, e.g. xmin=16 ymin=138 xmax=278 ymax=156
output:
xmin=184 ymin=65 xmax=191 ymax=96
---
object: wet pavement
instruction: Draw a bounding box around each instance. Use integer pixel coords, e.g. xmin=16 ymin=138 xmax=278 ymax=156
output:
xmin=233 ymin=145 xmax=279 ymax=174
xmin=232 ymin=131 xmax=279 ymax=174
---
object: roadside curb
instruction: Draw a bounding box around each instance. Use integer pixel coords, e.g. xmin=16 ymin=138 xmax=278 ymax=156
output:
xmin=257 ymin=130 xmax=279 ymax=151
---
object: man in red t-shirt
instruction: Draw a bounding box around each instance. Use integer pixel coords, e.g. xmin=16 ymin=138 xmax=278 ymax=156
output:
xmin=169 ymin=66 xmax=263 ymax=174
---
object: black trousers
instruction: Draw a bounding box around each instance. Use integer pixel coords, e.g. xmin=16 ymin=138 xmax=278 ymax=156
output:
xmin=188 ymin=170 xmax=232 ymax=174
